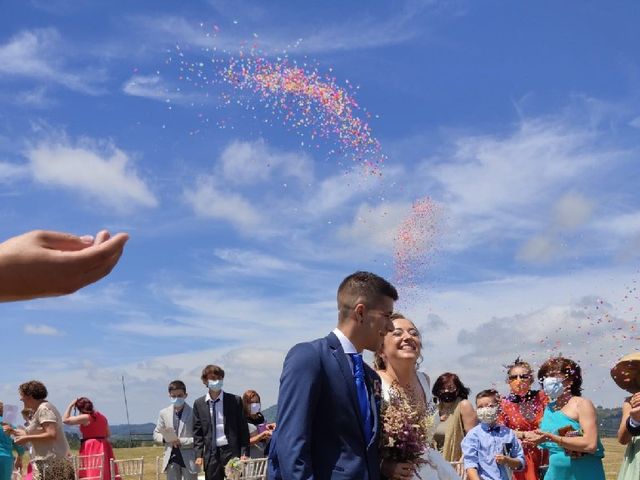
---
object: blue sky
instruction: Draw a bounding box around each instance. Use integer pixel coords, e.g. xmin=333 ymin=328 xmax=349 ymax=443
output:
xmin=1 ymin=0 xmax=640 ymax=423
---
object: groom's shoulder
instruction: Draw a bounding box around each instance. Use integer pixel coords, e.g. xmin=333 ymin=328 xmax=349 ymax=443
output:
xmin=284 ymin=334 xmax=333 ymax=363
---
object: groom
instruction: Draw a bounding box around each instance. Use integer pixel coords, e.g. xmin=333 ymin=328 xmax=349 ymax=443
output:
xmin=269 ymin=271 xmax=397 ymax=479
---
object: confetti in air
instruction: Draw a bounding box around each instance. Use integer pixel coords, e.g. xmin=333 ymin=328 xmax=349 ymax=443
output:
xmin=394 ymin=197 xmax=441 ymax=300
xmin=221 ymin=54 xmax=386 ymax=176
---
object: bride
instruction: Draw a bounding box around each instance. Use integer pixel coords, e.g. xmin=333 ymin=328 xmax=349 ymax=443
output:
xmin=375 ymin=313 xmax=460 ymax=480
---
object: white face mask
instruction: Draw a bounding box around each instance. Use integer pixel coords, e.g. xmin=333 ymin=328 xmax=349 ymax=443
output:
xmin=249 ymin=403 xmax=261 ymax=415
xmin=207 ymin=379 xmax=223 ymax=392
xmin=542 ymin=377 xmax=565 ymax=400
xmin=476 ymin=405 xmax=500 ymax=425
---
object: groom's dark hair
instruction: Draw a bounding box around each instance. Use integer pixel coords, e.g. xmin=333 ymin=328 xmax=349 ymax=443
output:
xmin=337 ymin=271 xmax=398 ymax=320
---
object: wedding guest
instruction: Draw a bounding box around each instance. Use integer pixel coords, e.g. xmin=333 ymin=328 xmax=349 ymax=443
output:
xmin=499 ymin=357 xmax=548 ymax=480
xmin=432 ymin=372 xmax=478 ymax=463
xmin=153 ymin=380 xmax=197 ymax=480
xmin=0 ymin=402 xmax=24 ymax=480
xmin=62 ymin=397 xmax=117 ymax=480
xmin=535 ymin=356 xmax=605 ymax=480
xmin=462 ymin=389 xmax=525 ymax=480
xmin=242 ymin=390 xmax=275 ymax=459
xmin=610 ymin=352 xmax=640 ymax=479
xmin=0 ymin=229 xmax=128 ymax=302
xmin=374 ymin=313 xmax=459 ymax=479
xmin=19 ymin=409 xmax=34 ymax=480
xmin=8 ymin=381 xmax=74 ymax=480
xmin=193 ymin=365 xmax=249 ymax=480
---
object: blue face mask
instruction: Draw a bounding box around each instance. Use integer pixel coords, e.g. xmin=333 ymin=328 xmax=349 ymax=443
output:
xmin=170 ymin=397 xmax=185 ymax=408
xmin=207 ymin=379 xmax=223 ymax=392
xmin=0 ymin=416 xmax=3 ymax=423
xmin=542 ymin=377 xmax=565 ymax=400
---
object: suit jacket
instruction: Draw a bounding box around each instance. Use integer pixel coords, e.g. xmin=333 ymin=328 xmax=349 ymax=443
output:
xmin=268 ymin=332 xmax=382 ymax=480
xmin=193 ymin=392 xmax=250 ymax=462
xmin=153 ymin=404 xmax=197 ymax=473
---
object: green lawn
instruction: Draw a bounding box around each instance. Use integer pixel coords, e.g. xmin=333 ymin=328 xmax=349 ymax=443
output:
xmin=109 ymin=440 xmax=628 ymax=480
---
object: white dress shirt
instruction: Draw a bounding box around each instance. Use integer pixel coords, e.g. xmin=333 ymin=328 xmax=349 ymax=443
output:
xmin=332 ymin=328 xmax=360 ymax=373
xmin=206 ymin=391 xmax=228 ymax=447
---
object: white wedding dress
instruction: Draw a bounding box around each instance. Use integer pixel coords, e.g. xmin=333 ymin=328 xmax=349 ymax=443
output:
xmin=381 ymin=373 xmax=460 ymax=480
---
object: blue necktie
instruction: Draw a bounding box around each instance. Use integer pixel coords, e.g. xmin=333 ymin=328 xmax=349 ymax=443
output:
xmin=349 ymin=353 xmax=373 ymax=442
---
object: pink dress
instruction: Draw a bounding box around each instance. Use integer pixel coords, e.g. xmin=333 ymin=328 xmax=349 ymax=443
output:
xmin=79 ymin=412 xmax=118 ymax=480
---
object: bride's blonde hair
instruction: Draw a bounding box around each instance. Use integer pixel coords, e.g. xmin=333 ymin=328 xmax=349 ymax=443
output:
xmin=373 ymin=312 xmax=422 ymax=370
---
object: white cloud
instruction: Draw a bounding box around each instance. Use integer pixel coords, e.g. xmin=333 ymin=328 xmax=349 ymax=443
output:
xmin=517 ymin=234 xmax=558 ymax=264
xmin=0 ymin=29 xmax=104 ymax=94
xmin=122 ymin=74 xmax=172 ymax=101
xmin=133 ymin=0 xmax=427 ymax=56
xmin=26 ymin=137 xmax=158 ymax=211
xmin=629 ymin=116 xmax=640 ymax=129
xmin=24 ymin=324 xmax=63 ymax=336
xmin=552 ymin=191 xmax=594 ymax=231
xmin=213 ymin=248 xmax=304 ymax=276
xmin=183 ymin=177 xmax=264 ymax=233
xmin=219 ymin=140 xmax=313 ymax=185
xmin=121 ymin=74 xmax=212 ymax=105
xmin=339 ymin=201 xmax=411 ymax=252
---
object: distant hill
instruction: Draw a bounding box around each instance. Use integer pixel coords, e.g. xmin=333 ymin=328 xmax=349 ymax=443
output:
xmin=97 ymin=406 xmax=622 ymax=443
xmin=596 ymin=406 xmax=622 ymax=437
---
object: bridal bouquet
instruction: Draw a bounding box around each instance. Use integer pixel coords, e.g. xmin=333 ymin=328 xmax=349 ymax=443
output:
xmin=380 ymin=384 xmax=436 ymax=471
xmin=224 ymin=457 xmax=243 ymax=480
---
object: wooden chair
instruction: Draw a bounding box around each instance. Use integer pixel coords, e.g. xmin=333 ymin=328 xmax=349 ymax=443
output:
xmin=110 ymin=457 xmax=144 ymax=480
xmin=449 ymin=461 xmax=467 ymax=480
xmin=71 ymin=454 xmax=104 ymax=480
xmin=240 ymin=458 xmax=268 ymax=480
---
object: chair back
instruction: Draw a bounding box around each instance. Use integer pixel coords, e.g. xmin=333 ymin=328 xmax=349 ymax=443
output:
xmin=240 ymin=458 xmax=268 ymax=480
xmin=449 ymin=461 xmax=467 ymax=480
xmin=72 ymin=454 xmax=104 ymax=480
xmin=110 ymin=457 xmax=144 ymax=480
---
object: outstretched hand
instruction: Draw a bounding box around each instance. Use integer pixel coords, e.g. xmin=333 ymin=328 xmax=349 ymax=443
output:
xmin=0 ymin=229 xmax=129 ymax=302
xmin=630 ymin=393 xmax=640 ymax=422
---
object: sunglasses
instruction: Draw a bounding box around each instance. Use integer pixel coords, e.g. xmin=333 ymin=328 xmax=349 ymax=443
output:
xmin=508 ymin=374 xmax=532 ymax=381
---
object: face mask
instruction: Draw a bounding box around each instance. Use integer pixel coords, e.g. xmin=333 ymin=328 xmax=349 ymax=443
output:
xmin=510 ymin=379 xmax=529 ymax=396
xmin=477 ymin=405 xmax=499 ymax=425
xmin=0 ymin=416 xmax=3 ymax=423
xmin=542 ymin=377 xmax=564 ymax=400
xmin=207 ymin=379 xmax=223 ymax=392
xmin=439 ymin=391 xmax=457 ymax=403
xmin=171 ymin=397 xmax=185 ymax=408
xmin=250 ymin=403 xmax=261 ymax=415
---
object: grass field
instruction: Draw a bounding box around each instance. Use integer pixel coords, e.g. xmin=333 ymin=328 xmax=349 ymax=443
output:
xmin=109 ymin=439 xmax=628 ymax=480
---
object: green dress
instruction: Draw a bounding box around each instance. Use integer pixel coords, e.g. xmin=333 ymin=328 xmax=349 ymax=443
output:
xmin=617 ymin=435 xmax=640 ymax=480
xmin=539 ymin=405 xmax=605 ymax=480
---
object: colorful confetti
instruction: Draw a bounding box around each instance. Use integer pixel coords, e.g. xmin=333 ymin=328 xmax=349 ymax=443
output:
xmin=220 ymin=54 xmax=386 ymax=176
xmin=393 ymin=197 xmax=441 ymax=299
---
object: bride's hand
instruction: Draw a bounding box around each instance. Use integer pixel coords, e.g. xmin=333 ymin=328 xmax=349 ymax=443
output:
xmin=381 ymin=459 xmax=415 ymax=479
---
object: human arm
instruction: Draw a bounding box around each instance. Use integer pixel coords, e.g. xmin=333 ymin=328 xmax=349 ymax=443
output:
xmin=237 ymin=396 xmax=250 ymax=459
xmin=271 ymin=342 xmax=321 ymax=480
xmin=0 ymin=229 xmax=128 ymax=302
xmin=62 ymin=400 xmax=90 ymax=426
xmin=461 ymin=428 xmax=481 ymax=480
xmin=617 ymin=400 xmax=632 ymax=445
xmin=14 ymin=421 xmax=57 ymax=445
xmin=192 ymin=401 xmax=204 ymax=466
xmin=628 ymin=393 xmax=640 ymax=435
xmin=459 ymin=399 xmax=478 ymax=432
xmin=536 ymin=398 xmax=600 ymax=454
xmin=152 ymin=411 xmax=166 ymax=445
xmin=249 ymin=426 xmax=272 ymax=445
xmin=496 ymin=433 xmax=526 ymax=471
xmin=465 ymin=468 xmax=481 ymax=480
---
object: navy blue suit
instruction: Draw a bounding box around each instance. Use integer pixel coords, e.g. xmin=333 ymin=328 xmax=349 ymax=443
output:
xmin=268 ymin=332 xmax=382 ymax=480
